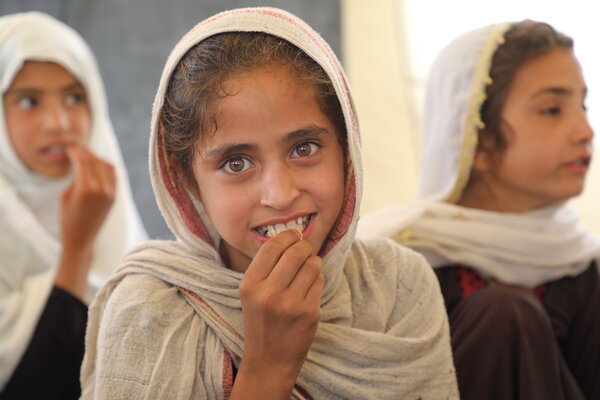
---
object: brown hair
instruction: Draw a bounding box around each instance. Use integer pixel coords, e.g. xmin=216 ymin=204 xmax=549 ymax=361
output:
xmin=160 ymin=31 xmax=346 ymax=185
xmin=478 ymin=20 xmax=574 ymax=153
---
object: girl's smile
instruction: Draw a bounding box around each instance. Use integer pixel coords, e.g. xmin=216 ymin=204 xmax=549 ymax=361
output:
xmin=191 ymin=64 xmax=345 ymax=273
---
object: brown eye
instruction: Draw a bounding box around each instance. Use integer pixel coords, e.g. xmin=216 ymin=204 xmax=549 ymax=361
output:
xmin=223 ymin=157 xmax=251 ymax=173
xmin=292 ymin=142 xmax=318 ymax=158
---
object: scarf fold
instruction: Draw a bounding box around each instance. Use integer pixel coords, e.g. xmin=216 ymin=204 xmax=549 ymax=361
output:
xmin=358 ymin=23 xmax=600 ymax=287
xmin=83 ymin=238 xmax=457 ymax=399
xmin=0 ymin=11 xmax=147 ymax=388
xmin=81 ymin=7 xmax=457 ymax=399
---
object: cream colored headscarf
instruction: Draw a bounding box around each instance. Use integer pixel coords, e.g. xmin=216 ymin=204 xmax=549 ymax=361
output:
xmin=81 ymin=7 xmax=458 ymax=399
xmin=0 ymin=11 xmax=147 ymax=388
xmin=359 ymin=22 xmax=600 ymax=287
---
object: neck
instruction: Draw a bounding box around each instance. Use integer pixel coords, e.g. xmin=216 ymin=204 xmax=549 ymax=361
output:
xmin=457 ymin=178 xmax=557 ymax=213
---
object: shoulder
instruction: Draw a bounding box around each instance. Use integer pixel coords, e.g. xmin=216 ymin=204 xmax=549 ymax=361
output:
xmin=86 ymin=273 xmax=200 ymax=397
xmin=354 ymin=236 xmax=441 ymax=302
xmin=351 ymin=236 xmax=434 ymax=281
xmin=103 ymin=273 xmax=194 ymax=329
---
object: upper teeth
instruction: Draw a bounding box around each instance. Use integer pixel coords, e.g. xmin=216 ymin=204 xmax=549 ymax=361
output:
xmin=257 ymin=215 xmax=310 ymax=238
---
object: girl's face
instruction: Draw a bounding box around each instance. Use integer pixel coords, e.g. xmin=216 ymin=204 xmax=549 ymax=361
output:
xmin=3 ymin=61 xmax=90 ymax=178
xmin=465 ymin=48 xmax=593 ymax=212
xmin=192 ymin=64 xmax=345 ymax=273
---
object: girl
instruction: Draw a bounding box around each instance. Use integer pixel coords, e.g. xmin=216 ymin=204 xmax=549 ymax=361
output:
xmin=81 ymin=7 xmax=458 ymax=400
xmin=360 ymin=20 xmax=600 ymax=400
xmin=0 ymin=12 xmax=146 ymax=398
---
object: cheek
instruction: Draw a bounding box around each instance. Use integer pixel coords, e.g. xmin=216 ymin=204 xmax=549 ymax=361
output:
xmin=5 ymin=112 xmax=33 ymax=155
xmin=198 ymin=179 xmax=249 ymax=237
xmin=71 ymin=108 xmax=91 ymax=140
xmin=319 ymin=154 xmax=346 ymax=211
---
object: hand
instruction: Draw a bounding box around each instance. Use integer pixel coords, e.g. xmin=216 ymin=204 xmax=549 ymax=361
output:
xmin=55 ymin=144 xmax=116 ymax=299
xmin=61 ymin=144 xmax=116 ymax=250
xmin=232 ymin=229 xmax=324 ymax=399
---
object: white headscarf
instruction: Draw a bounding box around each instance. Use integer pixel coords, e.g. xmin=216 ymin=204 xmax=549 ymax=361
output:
xmin=0 ymin=11 xmax=147 ymax=388
xmin=81 ymin=7 xmax=458 ymax=399
xmin=359 ymin=22 xmax=600 ymax=287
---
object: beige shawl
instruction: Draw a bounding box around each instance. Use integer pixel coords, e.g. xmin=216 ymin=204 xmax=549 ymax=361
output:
xmin=81 ymin=7 xmax=457 ymax=399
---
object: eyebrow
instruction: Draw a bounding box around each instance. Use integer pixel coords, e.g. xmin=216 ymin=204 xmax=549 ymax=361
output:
xmin=202 ymin=125 xmax=330 ymax=160
xmin=531 ymin=86 xmax=587 ymax=98
xmin=5 ymin=81 xmax=84 ymax=96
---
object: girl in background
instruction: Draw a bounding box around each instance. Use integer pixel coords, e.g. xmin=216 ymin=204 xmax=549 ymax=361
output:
xmin=0 ymin=12 xmax=146 ymax=399
xmin=360 ymin=20 xmax=599 ymax=400
xmin=81 ymin=7 xmax=457 ymax=399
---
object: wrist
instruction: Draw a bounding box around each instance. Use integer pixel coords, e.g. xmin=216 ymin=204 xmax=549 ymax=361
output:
xmin=54 ymin=245 xmax=94 ymax=300
xmin=230 ymin=359 xmax=298 ymax=400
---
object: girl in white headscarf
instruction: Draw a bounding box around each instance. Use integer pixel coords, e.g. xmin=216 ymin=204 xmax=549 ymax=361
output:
xmin=81 ymin=7 xmax=458 ymax=400
xmin=360 ymin=20 xmax=600 ymax=400
xmin=0 ymin=11 xmax=146 ymax=398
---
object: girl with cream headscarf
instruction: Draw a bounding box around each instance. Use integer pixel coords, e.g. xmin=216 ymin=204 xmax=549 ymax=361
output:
xmin=360 ymin=20 xmax=600 ymax=400
xmin=81 ymin=7 xmax=458 ymax=400
xmin=0 ymin=11 xmax=146 ymax=398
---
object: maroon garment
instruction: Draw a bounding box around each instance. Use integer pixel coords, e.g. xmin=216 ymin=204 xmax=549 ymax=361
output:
xmin=435 ymin=263 xmax=599 ymax=400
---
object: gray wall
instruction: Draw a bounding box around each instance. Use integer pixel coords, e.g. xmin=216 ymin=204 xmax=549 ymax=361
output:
xmin=1 ymin=0 xmax=341 ymax=240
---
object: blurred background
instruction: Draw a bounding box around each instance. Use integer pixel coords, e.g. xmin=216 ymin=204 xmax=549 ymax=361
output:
xmin=2 ymin=0 xmax=599 ymax=239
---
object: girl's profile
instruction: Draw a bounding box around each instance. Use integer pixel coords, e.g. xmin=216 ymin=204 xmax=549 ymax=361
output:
xmin=360 ymin=20 xmax=600 ymax=400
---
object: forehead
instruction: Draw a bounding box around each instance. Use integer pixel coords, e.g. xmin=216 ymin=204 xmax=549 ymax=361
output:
xmin=509 ymin=48 xmax=584 ymax=96
xmin=198 ymin=65 xmax=324 ymax=146
xmin=7 ymin=61 xmax=80 ymax=90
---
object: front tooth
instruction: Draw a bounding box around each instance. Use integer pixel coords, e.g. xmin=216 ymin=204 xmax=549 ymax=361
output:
xmin=274 ymin=223 xmax=286 ymax=234
xmin=285 ymin=220 xmax=298 ymax=230
xmin=267 ymin=226 xmax=277 ymax=237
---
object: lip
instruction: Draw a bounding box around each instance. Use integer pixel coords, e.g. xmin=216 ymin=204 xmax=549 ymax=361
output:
xmin=564 ymin=153 xmax=592 ymax=174
xmin=251 ymin=212 xmax=316 ymax=244
xmin=251 ymin=211 xmax=314 ymax=230
xmin=38 ymin=142 xmax=74 ymax=161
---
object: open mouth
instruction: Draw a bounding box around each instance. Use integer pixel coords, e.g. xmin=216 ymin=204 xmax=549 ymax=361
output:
xmin=572 ymin=157 xmax=591 ymax=166
xmin=254 ymin=214 xmax=312 ymax=238
xmin=41 ymin=144 xmax=68 ymax=155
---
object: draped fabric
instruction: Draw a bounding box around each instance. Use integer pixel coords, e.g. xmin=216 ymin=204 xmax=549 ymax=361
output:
xmin=358 ymin=23 xmax=600 ymax=287
xmin=0 ymin=11 xmax=147 ymax=388
xmin=81 ymin=7 xmax=458 ymax=399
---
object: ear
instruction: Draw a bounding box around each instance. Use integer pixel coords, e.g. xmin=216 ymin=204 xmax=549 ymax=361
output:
xmin=472 ymin=146 xmax=493 ymax=172
xmin=169 ymin=154 xmax=202 ymax=200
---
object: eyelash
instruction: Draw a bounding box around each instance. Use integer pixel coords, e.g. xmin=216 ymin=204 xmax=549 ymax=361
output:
xmin=291 ymin=141 xmax=321 ymax=158
xmin=219 ymin=141 xmax=322 ymax=174
xmin=541 ymin=107 xmax=561 ymax=116
xmin=221 ymin=156 xmax=253 ymax=174
xmin=16 ymin=92 xmax=86 ymax=109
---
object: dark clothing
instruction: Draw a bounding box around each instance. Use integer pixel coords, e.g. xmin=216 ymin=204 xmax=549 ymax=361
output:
xmin=0 ymin=286 xmax=87 ymax=400
xmin=436 ymin=263 xmax=600 ymax=400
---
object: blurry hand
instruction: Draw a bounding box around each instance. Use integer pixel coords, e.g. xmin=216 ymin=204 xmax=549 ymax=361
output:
xmin=55 ymin=144 xmax=116 ymax=299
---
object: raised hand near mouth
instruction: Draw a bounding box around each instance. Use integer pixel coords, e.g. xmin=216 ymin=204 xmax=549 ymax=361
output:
xmin=231 ymin=228 xmax=324 ymax=400
xmin=54 ymin=144 xmax=116 ymax=300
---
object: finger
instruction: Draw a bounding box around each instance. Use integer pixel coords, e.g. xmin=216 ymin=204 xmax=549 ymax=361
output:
xmin=266 ymin=240 xmax=313 ymax=290
xmin=66 ymin=144 xmax=85 ymax=181
xmin=93 ymin=158 xmax=117 ymax=199
xmin=304 ymin=271 xmax=324 ymax=305
xmin=245 ymin=229 xmax=302 ymax=281
xmin=286 ymin=255 xmax=323 ymax=299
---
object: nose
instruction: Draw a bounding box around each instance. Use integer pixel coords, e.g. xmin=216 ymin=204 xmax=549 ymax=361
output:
xmin=572 ymin=109 xmax=594 ymax=145
xmin=260 ymin=162 xmax=301 ymax=210
xmin=41 ymin=100 xmax=69 ymax=134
